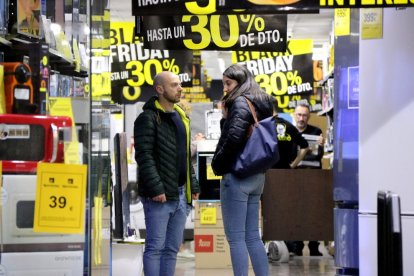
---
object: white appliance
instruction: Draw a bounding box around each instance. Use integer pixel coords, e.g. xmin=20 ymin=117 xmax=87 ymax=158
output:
xmin=0 ymin=175 xmax=84 ymax=274
xmin=0 ymin=175 xmax=84 ymax=249
xmin=359 ymin=8 xmax=414 ymax=276
xmin=0 ymin=251 xmax=84 ymax=276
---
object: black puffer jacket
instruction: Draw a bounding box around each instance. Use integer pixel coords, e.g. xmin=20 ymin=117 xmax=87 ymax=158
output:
xmin=134 ymin=96 xmax=200 ymax=203
xmin=211 ymin=92 xmax=273 ymax=176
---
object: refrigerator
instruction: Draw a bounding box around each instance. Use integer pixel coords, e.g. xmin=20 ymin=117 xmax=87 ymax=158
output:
xmin=332 ymin=9 xmax=360 ymax=275
xmin=359 ymin=8 xmax=414 ymax=276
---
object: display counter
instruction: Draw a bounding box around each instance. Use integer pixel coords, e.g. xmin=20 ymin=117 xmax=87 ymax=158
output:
xmin=262 ymin=169 xmax=334 ymax=241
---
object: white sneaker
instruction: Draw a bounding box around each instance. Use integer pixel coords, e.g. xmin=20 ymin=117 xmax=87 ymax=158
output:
xmin=177 ymin=249 xmax=195 ymax=259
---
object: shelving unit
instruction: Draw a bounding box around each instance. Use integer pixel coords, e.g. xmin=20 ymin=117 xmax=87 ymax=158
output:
xmin=317 ymin=72 xmax=334 ymax=116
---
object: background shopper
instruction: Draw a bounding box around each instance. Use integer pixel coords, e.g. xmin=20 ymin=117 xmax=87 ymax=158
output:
xmin=134 ymin=71 xmax=200 ymax=275
xmin=212 ymin=64 xmax=272 ymax=276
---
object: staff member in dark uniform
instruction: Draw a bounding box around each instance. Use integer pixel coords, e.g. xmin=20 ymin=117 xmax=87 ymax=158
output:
xmin=293 ymin=104 xmax=324 ymax=169
xmin=291 ymin=103 xmax=325 ymax=256
xmin=270 ymin=98 xmax=309 ymax=169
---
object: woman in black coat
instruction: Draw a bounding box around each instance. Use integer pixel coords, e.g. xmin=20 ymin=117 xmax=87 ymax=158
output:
xmin=212 ymin=64 xmax=273 ymax=276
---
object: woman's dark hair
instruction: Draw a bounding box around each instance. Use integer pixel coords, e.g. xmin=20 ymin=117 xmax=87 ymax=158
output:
xmin=222 ymin=64 xmax=264 ymax=106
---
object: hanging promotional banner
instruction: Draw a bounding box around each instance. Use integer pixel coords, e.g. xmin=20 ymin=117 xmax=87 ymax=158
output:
xmin=232 ymin=39 xmax=313 ymax=62
xmin=110 ymin=22 xmax=194 ymax=104
xmin=132 ymin=0 xmax=242 ymax=15
xmin=243 ymin=0 xmax=414 ymax=9
xmin=232 ymin=40 xmax=315 ymax=113
xmin=250 ymin=54 xmax=314 ymax=112
xmin=131 ymin=0 xmax=413 ymax=16
xmin=132 ymin=0 xmax=317 ymax=15
xmin=142 ymin=14 xmax=287 ymax=51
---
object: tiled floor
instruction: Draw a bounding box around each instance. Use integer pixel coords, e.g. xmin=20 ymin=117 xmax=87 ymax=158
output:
xmin=175 ymin=255 xmax=336 ymax=276
xmin=175 ymin=241 xmax=336 ymax=276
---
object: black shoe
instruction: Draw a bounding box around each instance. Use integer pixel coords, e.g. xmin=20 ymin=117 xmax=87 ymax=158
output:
xmin=294 ymin=250 xmax=303 ymax=256
xmin=310 ymin=251 xmax=322 ymax=256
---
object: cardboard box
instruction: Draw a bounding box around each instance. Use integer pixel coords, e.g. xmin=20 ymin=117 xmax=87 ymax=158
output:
xmin=194 ymin=200 xmax=262 ymax=229
xmin=194 ymin=200 xmax=259 ymax=269
xmin=194 ymin=201 xmax=230 ymax=268
xmin=194 ymin=227 xmax=232 ymax=268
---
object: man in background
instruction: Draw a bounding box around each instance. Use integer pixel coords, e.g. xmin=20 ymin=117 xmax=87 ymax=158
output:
xmin=290 ymin=103 xmax=325 ymax=256
xmin=293 ymin=104 xmax=324 ymax=169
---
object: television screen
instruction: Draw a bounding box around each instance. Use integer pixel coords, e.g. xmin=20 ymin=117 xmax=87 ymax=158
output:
xmin=113 ymin=132 xmax=130 ymax=240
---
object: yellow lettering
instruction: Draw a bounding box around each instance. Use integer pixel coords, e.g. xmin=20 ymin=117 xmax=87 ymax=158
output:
xmin=210 ymin=15 xmax=238 ymax=49
xmin=232 ymin=51 xmax=250 ymax=62
xmin=185 ymin=0 xmax=216 ymax=15
xmin=123 ymin=86 xmax=141 ymax=101
xmin=276 ymin=96 xmax=290 ymax=109
xmin=182 ymin=15 xmax=211 ymax=50
xmin=361 ymin=0 xmax=376 ymax=4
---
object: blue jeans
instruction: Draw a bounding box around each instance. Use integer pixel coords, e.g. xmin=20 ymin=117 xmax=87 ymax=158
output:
xmin=221 ymin=173 xmax=269 ymax=276
xmin=142 ymin=186 xmax=189 ymax=276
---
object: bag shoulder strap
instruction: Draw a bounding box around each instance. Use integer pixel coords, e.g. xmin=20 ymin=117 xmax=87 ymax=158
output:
xmin=243 ymin=96 xmax=259 ymax=127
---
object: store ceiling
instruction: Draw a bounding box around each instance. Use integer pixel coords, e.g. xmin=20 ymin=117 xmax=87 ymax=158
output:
xmin=110 ymin=1 xmax=335 ymax=79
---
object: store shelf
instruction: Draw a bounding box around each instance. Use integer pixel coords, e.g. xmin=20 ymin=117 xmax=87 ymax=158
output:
xmin=318 ymin=105 xmax=333 ymax=116
xmin=0 ymin=37 xmax=11 ymax=47
xmin=317 ymin=69 xmax=334 ymax=86
xmin=49 ymin=48 xmax=88 ymax=77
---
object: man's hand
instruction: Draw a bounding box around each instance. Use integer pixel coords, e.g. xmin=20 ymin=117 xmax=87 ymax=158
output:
xmin=152 ymin=194 xmax=167 ymax=203
xmin=317 ymin=134 xmax=325 ymax=147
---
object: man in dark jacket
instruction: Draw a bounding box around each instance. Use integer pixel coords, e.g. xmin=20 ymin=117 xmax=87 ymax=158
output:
xmin=134 ymin=71 xmax=200 ymax=275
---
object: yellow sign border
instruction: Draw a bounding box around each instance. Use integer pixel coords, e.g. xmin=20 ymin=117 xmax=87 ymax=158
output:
xmin=34 ymin=163 xmax=87 ymax=234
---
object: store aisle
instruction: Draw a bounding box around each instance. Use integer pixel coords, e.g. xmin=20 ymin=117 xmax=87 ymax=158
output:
xmin=175 ymin=256 xmax=336 ymax=276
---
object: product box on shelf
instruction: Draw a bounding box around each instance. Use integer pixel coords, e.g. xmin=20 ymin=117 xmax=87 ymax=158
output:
xmin=0 ymin=114 xmax=72 ymax=173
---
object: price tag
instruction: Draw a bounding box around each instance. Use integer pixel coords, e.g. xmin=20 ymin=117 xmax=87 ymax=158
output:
xmin=200 ymin=207 xmax=217 ymax=225
xmin=334 ymin=9 xmax=351 ymax=37
xmin=34 ymin=163 xmax=87 ymax=234
xmin=361 ymin=8 xmax=383 ymax=40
